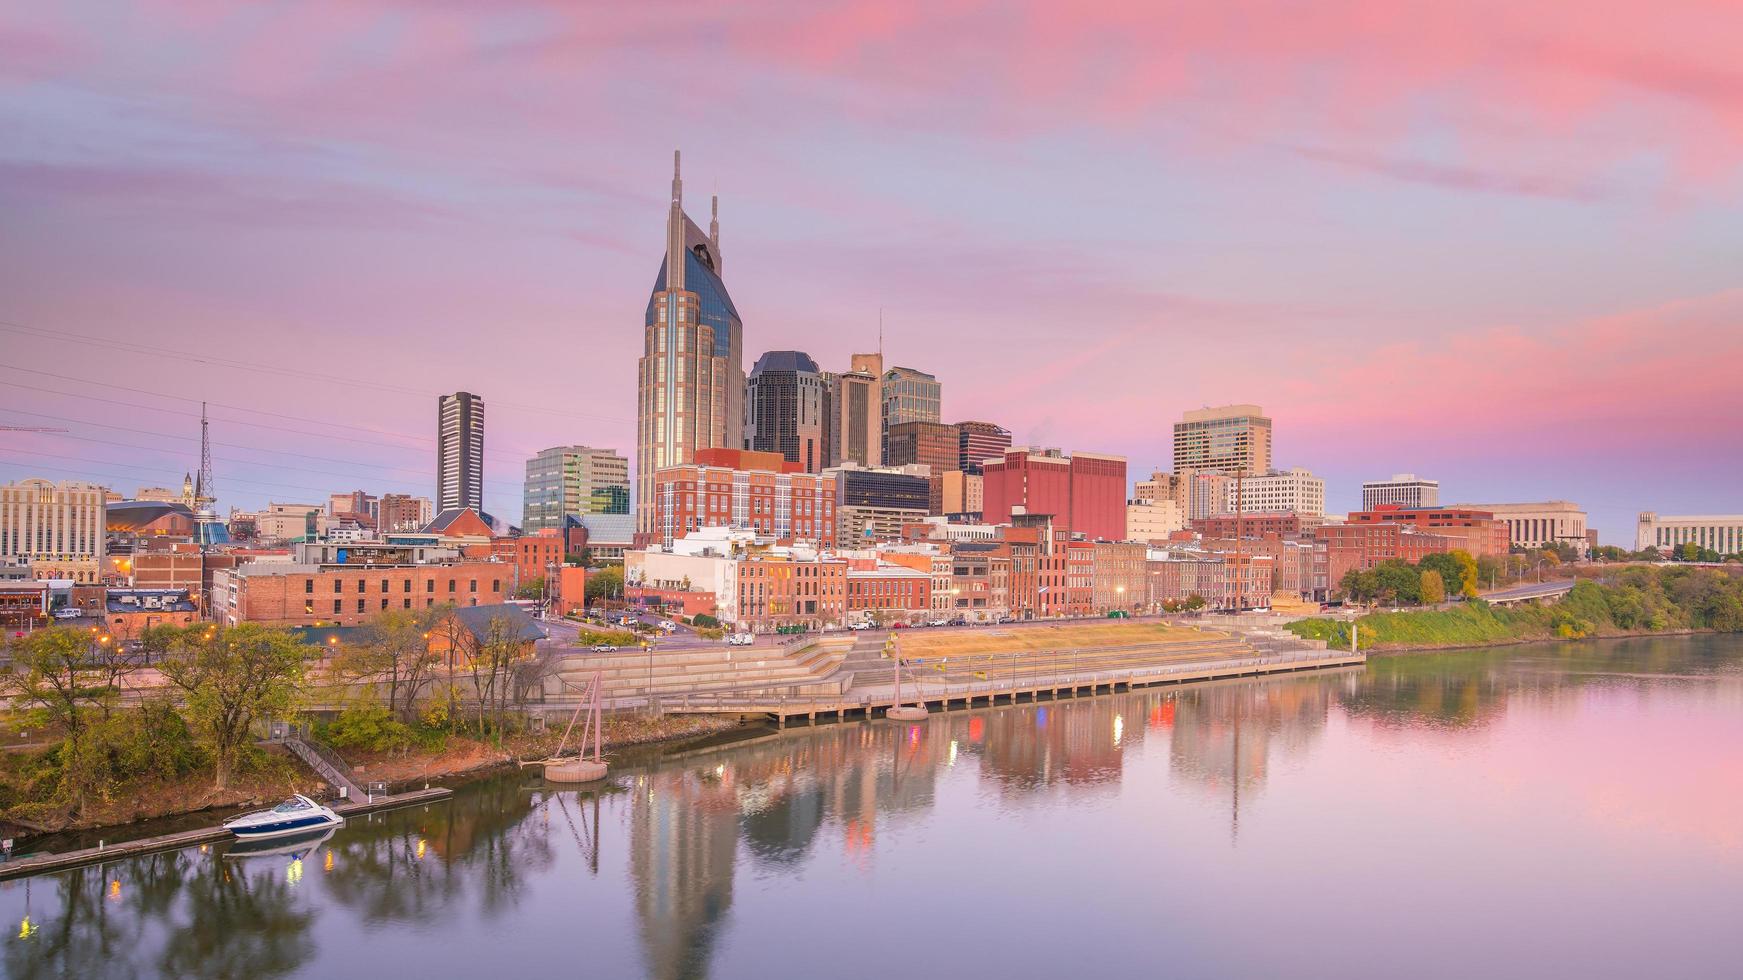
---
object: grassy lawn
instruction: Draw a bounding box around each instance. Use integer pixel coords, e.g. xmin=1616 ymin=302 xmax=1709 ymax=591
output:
xmin=897 ymin=622 xmax=1219 ymax=660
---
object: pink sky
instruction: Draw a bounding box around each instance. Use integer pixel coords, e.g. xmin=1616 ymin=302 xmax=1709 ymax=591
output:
xmin=3 ymin=1 xmax=1741 ymax=540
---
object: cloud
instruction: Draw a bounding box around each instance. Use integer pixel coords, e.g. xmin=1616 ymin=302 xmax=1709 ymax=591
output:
xmin=1291 ymin=146 xmax=1610 ymax=202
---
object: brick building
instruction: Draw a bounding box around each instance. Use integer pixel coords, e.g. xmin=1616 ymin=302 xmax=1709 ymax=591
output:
xmin=1345 ymin=505 xmax=1510 ymax=557
xmin=1191 ymin=512 xmax=1304 ymax=539
xmin=652 ymin=448 xmax=836 ymax=548
xmin=212 ymin=561 xmax=507 ymax=627
xmin=982 ymin=448 xmax=1127 ymax=543
xmin=846 ymin=564 xmax=932 ymax=624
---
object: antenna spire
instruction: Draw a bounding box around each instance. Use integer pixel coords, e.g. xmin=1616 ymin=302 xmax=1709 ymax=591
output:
xmin=710 ymin=192 xmax=721 ymax=274
xmin=196 ymin=401 xmax=213 ymax=507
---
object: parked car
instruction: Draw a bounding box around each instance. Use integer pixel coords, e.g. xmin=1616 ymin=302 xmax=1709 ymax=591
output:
xmin=591 ymin=643 xmax=617 ymax=653
xmin=927 ymin=618 xmax=950 ymax=627
xmin=849 ymin=621 xmax=874 ymax=631
xmin=726 ymin=632 xmax=755 ymax=646
xmin=658 ymin=621 xmax=678 ymax=633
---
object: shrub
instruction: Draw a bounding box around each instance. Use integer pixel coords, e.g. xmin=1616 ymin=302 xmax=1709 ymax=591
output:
xmin=691 ymin=613 xmax=720 ymax=628
xmin=325 ymin=703 xmax=414 ymax=754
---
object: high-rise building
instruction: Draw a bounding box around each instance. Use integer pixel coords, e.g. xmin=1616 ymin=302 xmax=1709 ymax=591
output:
xmin=827 ymin=352 xmax=883 ymax=468
xmin=956 ymin=420 xmax=1012 ymax=474
xmin=1134 ymin=471 xmax=1190 ymax=514
xmin=745 ymin=351 xmax=829 ymax=473
xmin=880 ymin=366 xmax=940 ymax=462
xmin=438 ymin=391 xmax=485 ymax=514
xmin=941 ymin=470 xmax=984 ymax=517
xmin=885 ymin=420 xmax=960 ymax=514
xmin=1362 ymin=474 xmax=1440 ymax=510
xmin=327 ymin=491 xmax=379 ymax=520
xmin=1186 ymin=472 xmax=1233 ymax=520
xmin=636 ymin=151 xmax=745 ymax=536
xmin=982 ymin=447 xmax=1127 ymax=542
xmin=1173 ymin=404 xmax=1272 ymax=476
xmin=0 ymin=479 xmax=107 ymax=583
xmin=1228 ymin=467 xmax=1326 ymax=524
xmin=522 ymin=446 xmax=632 ymax=533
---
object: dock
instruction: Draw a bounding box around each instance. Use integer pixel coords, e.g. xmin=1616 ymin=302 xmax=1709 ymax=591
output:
xmin=0 ymin=787 xmax=452 ymax=882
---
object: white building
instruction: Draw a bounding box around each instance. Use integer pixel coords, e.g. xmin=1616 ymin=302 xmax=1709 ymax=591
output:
xmin=1636 ymin=512 xmax=1743 ymax=556
xmin=0 ymin=479 xmax=107 ymax=583
xmin=1452 ymin=501 xmax=1588 ymax=555
xmin=1227 ymin=467 xmax=1325 ymax=524
xmin=1126 ymin=499 xmax=1186 ymax=542
xmin=1362 ymin=474 xmax=1440 ymax=510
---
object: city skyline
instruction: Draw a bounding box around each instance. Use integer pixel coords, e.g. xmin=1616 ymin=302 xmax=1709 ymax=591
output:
xmin=4 ymin=3 xmax=1743 ymax=541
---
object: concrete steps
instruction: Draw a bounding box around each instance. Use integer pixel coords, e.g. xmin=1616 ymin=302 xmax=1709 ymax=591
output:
xmin=549 ymin=637 xmax=854 ymax=701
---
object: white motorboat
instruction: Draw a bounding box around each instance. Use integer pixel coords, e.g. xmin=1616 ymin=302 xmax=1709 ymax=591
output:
xmin=222 ymin=794 xmax=344 ymax=840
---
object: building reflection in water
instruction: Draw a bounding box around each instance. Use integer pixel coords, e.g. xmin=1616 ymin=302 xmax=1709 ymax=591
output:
xmin=17 ymin=640 xmax=1725 ymax=980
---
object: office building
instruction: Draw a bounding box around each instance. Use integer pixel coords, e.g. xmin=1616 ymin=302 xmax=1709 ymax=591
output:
xmin=1126 ymin=499 xmax=1185 ymax=543
xmin=327 ymin=491 xmax=379 ymax=521
xmin=982 ymin=447 xmax=1127 ymax=542
xmin=1452 ymin=501 xmax=1588 ymax=555
xmin=1186 ymin=472 xmax=1233 ymax=521
xmin=522 ymin=446 xmax=631 ymax=532
xmin=745 ymin=351 xmax=829 ymax=473
xmin=1228 ymin=467 xmax=1326 ymax=524
xmin=830 ymin=464 xmax=931 ymax=543
xmin=438 ymin=391 xmax=485 ymax=513
xmin=941 ymin=470 xmax=984 ymax=518
xmin=211 ymin=561 xmax=507 ymax=627
xmin=1173 ymin=404 xmax=1272 ymax=476
xmin=636 ymin=151 xmax=746 ymax=536
xmin=880 ymin=366 xmax=940 ymax=462
xmin=1636 ymin=512 xmax=1743 ymax=555
xmin=827 ymin=353 xmax=883 ymax=468
xmin=0 ymin=479 xmax=108 ymax=583
xmin=651 ymin=448 xmax=837 ymax=548
xmin=1363 ymin=474 xmax=1440 ymax=510
xmin=1134 ymin=471 xmax=1189 ymax=513
xmin=886 ymin=420 xmax=961 ymax=513
xmin=957 ymin=421 xmax=1012 ymax=474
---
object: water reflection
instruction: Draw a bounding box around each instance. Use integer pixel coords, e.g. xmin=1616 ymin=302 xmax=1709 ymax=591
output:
xmin=3 ymin=636 xmax=1740 ymax=979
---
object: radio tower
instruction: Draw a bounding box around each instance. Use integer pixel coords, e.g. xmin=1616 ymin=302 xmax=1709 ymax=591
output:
xmin=195 ymin=401 xmax=215 ymax=508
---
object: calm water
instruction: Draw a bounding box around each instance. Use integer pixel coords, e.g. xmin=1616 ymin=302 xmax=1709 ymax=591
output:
xmin=5 ymin=636 xmax=1742 ymax=979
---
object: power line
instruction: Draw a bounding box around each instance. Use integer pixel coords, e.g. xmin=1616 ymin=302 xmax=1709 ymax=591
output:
xmin=0 ymin=367 xmax=545 ymax=463
xmin=0 ymin=318 xmax=634 ymax=425
xmin=0 ymin=405 xmax=526 ymax=492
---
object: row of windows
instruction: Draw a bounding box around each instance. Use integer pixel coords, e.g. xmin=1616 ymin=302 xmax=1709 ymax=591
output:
xmin=301 ymin=577 xmax=500 ymax=595
xmin=304 ymin=596 xmax=484 ymax=615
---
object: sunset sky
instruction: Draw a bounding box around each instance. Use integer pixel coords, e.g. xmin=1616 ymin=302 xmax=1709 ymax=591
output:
xmin=3 ymin=1 xmax=1741 ymax=541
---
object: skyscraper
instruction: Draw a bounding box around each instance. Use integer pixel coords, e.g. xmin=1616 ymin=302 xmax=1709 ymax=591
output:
xmin=745 ymin=351 xmax=828 ymax=472
xmin=1362 ymin=474 xmax=1440 ymax=510
xmin=1172 ymin=404 xmax=1272 ymax=476
xmin=522 ymin=446 xmax=632 ymax=532
xmin=880 ymin=366 xmax=940 ymax=463
xmin=437 ymin=391 xmax=485 ymax=513
xmin=955 ymin=420 xmax=1012 ymax=474
xmin=885 ymin=420 xmax=961 ymax=514
xmin=637 ymin=150 xmax=745 ymax=536
xmin=827 ymin=352 xmax=883 ymax=468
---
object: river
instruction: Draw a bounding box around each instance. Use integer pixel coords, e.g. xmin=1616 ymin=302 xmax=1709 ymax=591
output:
xmin=3 ymin=635 xmax=1741 ymax=979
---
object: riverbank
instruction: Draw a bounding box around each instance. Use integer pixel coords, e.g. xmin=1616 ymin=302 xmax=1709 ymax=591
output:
xmin=0 ymin=712 xmax=742 ymax=843
xmin=1286 ymin=570 xmax=1742 ymax=652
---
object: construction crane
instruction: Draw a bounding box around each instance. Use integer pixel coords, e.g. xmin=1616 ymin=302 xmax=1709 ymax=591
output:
xmin=0 ymin=426 xmax=69 ymax=432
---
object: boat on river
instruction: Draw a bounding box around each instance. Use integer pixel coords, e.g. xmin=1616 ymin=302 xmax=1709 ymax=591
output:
xmin=221 ymin=795 xmax=344 ymax=841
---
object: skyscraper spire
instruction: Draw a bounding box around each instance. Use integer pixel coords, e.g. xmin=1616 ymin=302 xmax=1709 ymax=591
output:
xmin=195 ymin=400 xmax=213 ymax=508
xmin=709 ymin=192 xmax=721 ymax=274
xmin=667 ymin=149 xmax=685 ymax=292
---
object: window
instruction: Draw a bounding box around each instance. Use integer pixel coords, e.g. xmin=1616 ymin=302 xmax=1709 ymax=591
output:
xmin=404 ymin=598 xmax=411 ymax=609
xmin=381 ymin=579 xmax=389 ymax=593
xmin=305 ymin=579 xmax=314 ymax=594
xmin=448 ymin=579 xmax=456 ymax=593
xmin=381 ymin=598 xmax=388 ymax=610
xmin=333 ymin=580 xmax=342 ymax=594
xmin=333 ymin=599 xmax=342 ymax=614
xmin=404 ymin=580 xmax=411 ymax=593
xmin=491 ymin=579 xmax=500 ymax=593
xmin=356 ymin=599 xmax=365 ymax=612
xmin=358 ymin=579 xmax=367 ymax=592
xmin=469 ymin=580 xmax=477 ymax=593
xmin=426 ymin=580 xmax=435 ymax=593
xmin=304 ymin=601 xmax=314 ymax=615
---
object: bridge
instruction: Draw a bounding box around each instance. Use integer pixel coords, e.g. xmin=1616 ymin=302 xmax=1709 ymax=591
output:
xmin=1482 ymin=579 xmax=1577 ymax=607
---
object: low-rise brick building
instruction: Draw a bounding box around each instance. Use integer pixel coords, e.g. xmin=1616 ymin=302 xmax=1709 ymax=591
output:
xmin=212 ymin=561 xmax=507 ymax=627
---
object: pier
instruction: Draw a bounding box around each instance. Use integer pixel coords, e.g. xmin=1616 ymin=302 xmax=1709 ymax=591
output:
xmin=0 ymin=787 xmax=452 ymax=882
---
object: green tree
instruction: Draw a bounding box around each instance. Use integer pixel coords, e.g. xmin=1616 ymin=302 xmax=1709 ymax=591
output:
xmin=513 ymin=576 xmax=545 ymax=600
xmin=1373 ymin=560 xmax=1423 ymax=606
xmin=585 ymin=565 xmax=623 ymax=603
xmin=138 ymin=622 xmax=184 ymax=665
xmin=3 ymin=627 xmax=111 ymax=809
xmin=158 ymin=624 xmax=307 ymax=789
xmin=1420 ymin=569 xmax=1447 ymax=604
